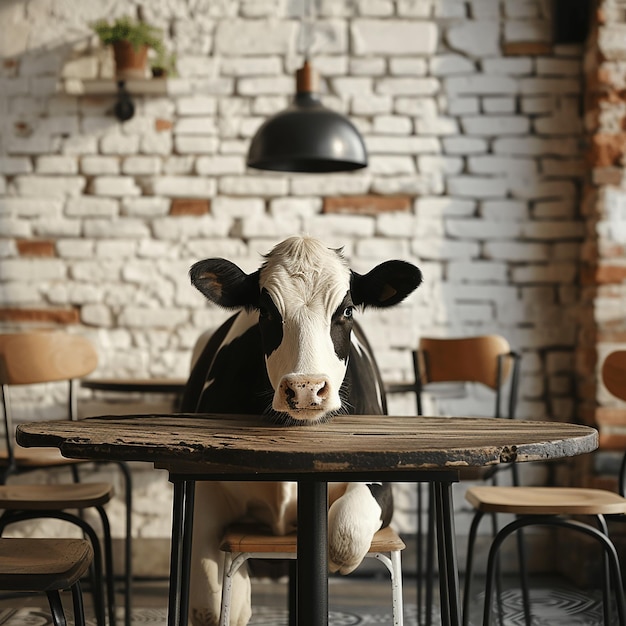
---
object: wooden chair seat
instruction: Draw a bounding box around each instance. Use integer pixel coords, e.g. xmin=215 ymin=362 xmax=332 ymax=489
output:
xmin=0 ymin=446 xmax=85 ymax=468
xmin=220 ymin=523 xmax=406 ymax=554
xmin=219 ymin=523 xmax=406 ymax=626
xmin=0 ymin=482 xmax=113 ymax=510
xmin=0 ymin=537 xmax=92 ymax=626
xmin=0 ymin=537 xmax=93 ymax=591
xmin=466 ymin=486 xmax=626 ymax=516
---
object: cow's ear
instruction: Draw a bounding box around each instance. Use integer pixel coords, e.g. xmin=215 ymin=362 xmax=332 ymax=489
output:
xmin=351 ymin=261 xmax=422 ymax=308
xmin=190 ymin=259 xmax=260 ymax=309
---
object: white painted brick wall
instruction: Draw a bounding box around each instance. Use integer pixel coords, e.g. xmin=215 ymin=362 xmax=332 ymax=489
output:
xmin=0 ymin=0 xmax=589 ymax=567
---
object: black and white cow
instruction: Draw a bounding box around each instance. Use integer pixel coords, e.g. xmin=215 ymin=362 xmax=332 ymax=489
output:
xmin=182 ymin=236 xmax=422 ymax=626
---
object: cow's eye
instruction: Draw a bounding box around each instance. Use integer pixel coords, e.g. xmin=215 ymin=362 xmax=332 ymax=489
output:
xmin=343 ymin=306 xmax=354 ymax=319
xmin=259 ymin=306 xmax=271 ymax=321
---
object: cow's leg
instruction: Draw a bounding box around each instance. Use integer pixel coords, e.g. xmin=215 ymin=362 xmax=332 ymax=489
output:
xmin=189 ymin=482 xmax=250 ymax=626
xmin=327 ymin=482 xmax=392 ymax=575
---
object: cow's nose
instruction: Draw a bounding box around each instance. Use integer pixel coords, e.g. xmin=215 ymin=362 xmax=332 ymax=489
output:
xmin=279 ymin=374 xmax=332 ymax=410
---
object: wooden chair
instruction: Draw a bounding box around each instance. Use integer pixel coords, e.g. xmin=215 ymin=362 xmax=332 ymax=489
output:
xmin=0 ymin=332 xmax=132 ymax=626
xmin=387 ymin=334 xmax=521 ymax=626
xmin=463 ymin=349 xmax=626 ymax=626
xmin=218 ymin=523 xmax=406 ymax=626
xmin=0 ymin=537 xmax=93 ymax=626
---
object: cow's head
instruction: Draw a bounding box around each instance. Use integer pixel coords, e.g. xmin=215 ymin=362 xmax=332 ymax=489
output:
xmin=190 ymin=236 xmax=422 ymax=423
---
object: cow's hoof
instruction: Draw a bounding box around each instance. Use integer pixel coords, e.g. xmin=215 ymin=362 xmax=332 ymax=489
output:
xmin=328 ymin=529 xmax=370 ymax=575
xmin=190 ymin=608 xmax=219 ymax=626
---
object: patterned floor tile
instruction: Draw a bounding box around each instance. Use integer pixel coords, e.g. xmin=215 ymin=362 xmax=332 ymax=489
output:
xmin=0 ymin=587 xmax=617 ymax=626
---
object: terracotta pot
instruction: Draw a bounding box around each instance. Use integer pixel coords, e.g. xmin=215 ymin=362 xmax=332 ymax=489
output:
xmin=112 ymin=40 xmax=148 ymax=79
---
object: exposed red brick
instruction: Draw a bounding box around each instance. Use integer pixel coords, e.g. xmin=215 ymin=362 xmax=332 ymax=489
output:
xmin=595 ymin=407 xmax=626 ymax=426
xmin=155 ymin=118 xmax=173 ymax=132
xmin=587 ymin=133 xmax=626 ymax=167
xmin=0 ymin=308 xmax=80 ymax=324
xmin=598 ymin=330 xmax=626 ymax=343
xmin=502 ymin=42 xmax=553 ymax=56
xmin=600 ymin=433 xmax=626 ymax=451
xmin=595 ymin=265 xmax=626 ymax=283
xmin=596 ymin=66 xmax=613 ymax=87
xmin=169 ymin=199 xmax=210 ymax=216
xmin=592 ymin=166 xmax=623 ymax=185
xmin=323 ymin=195 xmax=411 ymax=215
xmin=600 ymin=243 xmax=626 ymax=258
xmin=16 ymin=240 xmax=56 ymax=257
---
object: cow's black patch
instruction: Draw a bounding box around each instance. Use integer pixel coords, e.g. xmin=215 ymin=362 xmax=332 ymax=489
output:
xmin=330 ymin=292 xmax=354 ymax=363
xmin=258 ymin=288 xmax=283 ymax=358
xmin=340 ymin=322 xmax=387 ymax=415
xmin=185 ymin=323 xmax=274 ymax=415
xmin=366 ymin=482 xmax=394 ymax=528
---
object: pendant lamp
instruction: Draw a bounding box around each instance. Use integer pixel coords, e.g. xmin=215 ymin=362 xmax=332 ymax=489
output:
xmin=246 ymin=61 xmax=368 ymax=173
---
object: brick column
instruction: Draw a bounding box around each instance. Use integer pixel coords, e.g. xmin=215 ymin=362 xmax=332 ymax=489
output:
xmin=579 ymin=0 xmax=626 ymax=466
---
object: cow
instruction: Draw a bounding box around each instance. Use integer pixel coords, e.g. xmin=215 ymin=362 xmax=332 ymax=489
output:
xmin=182 ymin=236 xmax=422 ymax=626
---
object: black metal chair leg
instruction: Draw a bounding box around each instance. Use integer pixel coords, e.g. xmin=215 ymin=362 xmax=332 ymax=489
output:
xmin=514 ymin=523 xmax=531 ymax=626
xmin=72 ymin=581 xmax=87 ymax=626
xmin=96 ymin=504 xmax=117 ymax=626
xmin=489 ymin=512 xmax=505 ymax=626
xmin=434 ymin=481 xmax=460 ymax=626
xmin=425 ymin=484 xmax=435 ymax=626
xmin=47 ymin=590 xmax=68 ymax=626
xmin=115 ymin=460 xmax=133 ymax=626
xmin=595 ymin=514 xmax=612 ymax=626
xmin=417 ymin=482 xmax=424 ymax=625
xmin=462 ymin=510 xmax=484 ymax=626
xmin=168 ymin=479 xmax=195 ymax=626
xmin=483 ymin=516 xmax=626 ymax=626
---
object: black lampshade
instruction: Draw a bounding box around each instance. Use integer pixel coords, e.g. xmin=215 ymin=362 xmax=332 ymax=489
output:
xmin=247 ymin=62 xmax=368 ymax=173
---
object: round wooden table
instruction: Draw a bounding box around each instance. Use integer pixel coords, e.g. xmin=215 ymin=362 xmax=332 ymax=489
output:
xmin=17 ymin=414 xmax=597 ymax=626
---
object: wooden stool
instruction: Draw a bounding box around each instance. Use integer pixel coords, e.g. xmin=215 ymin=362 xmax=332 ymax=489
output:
xmin=219 ymin=523 xmax=406 ymax=626
xmin=463 ymin=349 xmax=626 ymax=626
xmin=0 ymin=482 xmax=115 ymax=626
xmin=0 ymin=331 xmax=133 ymax=626
xmin=0 ymin=537 xmax=93 ymax=626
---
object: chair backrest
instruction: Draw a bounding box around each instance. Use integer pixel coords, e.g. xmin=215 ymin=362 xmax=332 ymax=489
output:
xmin=0 ymin=332 xmax=98 ymax=479
xmin=602 ymin=350 xmax=626 ymax=403
xmin=0 ymin=332 xmax=97 ymax=386
xmin=414 ymin=335 xmax=521 ymax=419
xmin=601 ymin=350 xmax=626 ymax=496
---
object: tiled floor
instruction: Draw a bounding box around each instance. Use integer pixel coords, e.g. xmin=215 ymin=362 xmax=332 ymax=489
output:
xmin=0 ymin=575 xmax=617 ymax=626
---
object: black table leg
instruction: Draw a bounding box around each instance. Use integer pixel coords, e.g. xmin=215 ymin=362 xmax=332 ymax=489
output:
xmin=434 ymin=481 xmax=461 ymax=626
xmin=168 ymin=479 xmax=195 ymax=626
xmin=297 ymin=481 xmax=328 ymax=626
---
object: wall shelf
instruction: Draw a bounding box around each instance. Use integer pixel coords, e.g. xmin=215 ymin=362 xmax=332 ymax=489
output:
xmin=62 ymin=78 xmax=191 ymax=97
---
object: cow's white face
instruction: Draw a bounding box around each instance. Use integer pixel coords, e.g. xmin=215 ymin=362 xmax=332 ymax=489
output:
xmin=258 ymin=238 xmax=353 ymax=420
xmin=189 ymin=236 xmax=422 ymax=424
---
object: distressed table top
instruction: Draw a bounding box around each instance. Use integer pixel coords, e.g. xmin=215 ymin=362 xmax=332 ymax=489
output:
xmin=16 ymin=414 xmax=598 ymax=475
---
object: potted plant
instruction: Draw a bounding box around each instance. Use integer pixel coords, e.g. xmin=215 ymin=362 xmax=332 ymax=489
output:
xmin=91 ymin=15 xmax=166 ymax=79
